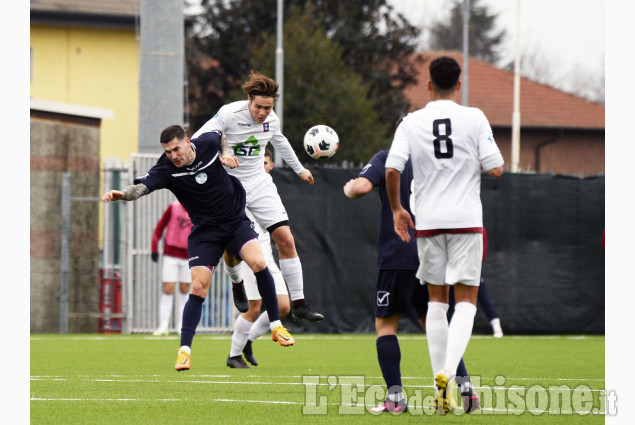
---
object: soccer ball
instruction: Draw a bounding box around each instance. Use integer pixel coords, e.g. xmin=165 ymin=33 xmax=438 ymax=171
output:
xmin=303 ymin=125 xmax=339 ymax=159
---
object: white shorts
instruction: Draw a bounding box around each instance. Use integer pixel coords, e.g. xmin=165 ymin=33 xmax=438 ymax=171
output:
xmin=416 ymin=233 xmax=482 ymax=286
xmin=162 ymin=255 xmax=191 ymax=284
xmin=243 ymin=230 xmax=288 ymax=300
xmin=241 ymin=173 xmax=289 ymax=231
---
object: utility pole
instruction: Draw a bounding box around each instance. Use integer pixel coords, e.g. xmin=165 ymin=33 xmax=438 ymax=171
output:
xmin=138 ymin=0 xmax=184 ymax=153
xmin=274 ymin=0 xmax=284 ymax=167
xmin=462 ymin=0 xmax=470 ymax=106
xmin=511 ymin=0 xmax=521 ymax=172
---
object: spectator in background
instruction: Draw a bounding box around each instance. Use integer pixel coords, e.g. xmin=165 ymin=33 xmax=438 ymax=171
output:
xmin=151 ymin=201 xmax=192 ymax=336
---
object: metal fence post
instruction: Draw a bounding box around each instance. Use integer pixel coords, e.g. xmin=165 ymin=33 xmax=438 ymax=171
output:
xmin=59 ymin=172 xmax=71 ymax=334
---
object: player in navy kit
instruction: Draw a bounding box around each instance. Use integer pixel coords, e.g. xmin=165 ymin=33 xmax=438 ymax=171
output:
xmin=344 ymin=150 xmax=480 ymax=414
xmin=102 ymin=125 xmax=295 ymax=372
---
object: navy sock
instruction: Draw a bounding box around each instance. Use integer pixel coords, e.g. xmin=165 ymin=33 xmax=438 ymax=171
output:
xmin=455 ymin=358 xmax=470 ymax=389
xmin=376 ymin=334 xmax=402 ymax=394
xmin=254 ymin=268 xmax=280 ymax=322
xmin=180 ymin=294 xmax=205 ymax=347
xmin=477 ymin=277 xmax=500 ymax=320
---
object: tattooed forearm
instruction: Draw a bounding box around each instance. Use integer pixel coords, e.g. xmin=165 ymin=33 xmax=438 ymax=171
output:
xmin=220 ymin=132 xmax=230 ymax=155
xmin=122 ymin=183 xmax=149 ymax=201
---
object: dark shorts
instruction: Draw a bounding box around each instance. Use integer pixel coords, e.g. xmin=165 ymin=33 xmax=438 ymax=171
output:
xmin=187 ymin=217 xmax=258 ymax=268
xmin=375 ymin=269 xmax=429 ymax=319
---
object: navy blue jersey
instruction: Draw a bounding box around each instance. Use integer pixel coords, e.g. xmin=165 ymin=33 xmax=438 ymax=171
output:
xmin=133 ymin=131 xmax=247 ymax=226
xmin=359 ymin=150 xmax=418 ymax=270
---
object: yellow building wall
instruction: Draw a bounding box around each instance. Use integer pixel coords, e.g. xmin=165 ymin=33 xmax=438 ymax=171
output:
xmin=30 ymin=24 xmax=139 ymax=163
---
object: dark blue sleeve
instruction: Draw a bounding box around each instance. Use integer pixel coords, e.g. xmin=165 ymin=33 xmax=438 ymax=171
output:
xmin=191 ymin=130 xmax=222 ymax=152
xmin=359 ymin=150 xmax=388 ymax=188
xmin=133 ymin=163 xmax=169 ymax=192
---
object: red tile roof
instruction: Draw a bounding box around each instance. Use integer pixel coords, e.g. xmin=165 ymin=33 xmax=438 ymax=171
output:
xmin=404 ymin=51 xmax=605 ymax=130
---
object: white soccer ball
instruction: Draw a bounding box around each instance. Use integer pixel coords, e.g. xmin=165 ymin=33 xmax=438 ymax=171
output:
xmin=303 ymin=125 xmax=339 ymax=159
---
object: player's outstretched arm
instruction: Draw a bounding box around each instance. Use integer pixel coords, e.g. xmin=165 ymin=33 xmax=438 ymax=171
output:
xmin=298 ymin=169 xmax=314 ymax=185
xmin=102 ymin=183 xmax=149 ymax=202
xmin=343 ymin=177 xmax=373 ymax=199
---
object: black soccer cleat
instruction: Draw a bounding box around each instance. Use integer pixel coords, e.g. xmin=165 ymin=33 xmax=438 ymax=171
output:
xmin=243 ymin=340 xmax=258 ymax=366
xmin=292 ymin=302 xmax=324 ymax=322
xmin=226 ymin=354 xmax=251 ymax=369
xmin=232 ymin=280 xmax=249 ymax=313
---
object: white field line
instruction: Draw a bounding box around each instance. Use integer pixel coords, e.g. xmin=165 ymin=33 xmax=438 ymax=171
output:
xmin=31 ymin=374 xmax=605 ymax=383
xmin=30 ymin=375 xmax=606 ymax=391
xmin=29 ymin=397 xmax=606 ymax=415
xmin=29 ymin=334 xmax=604 ymax=341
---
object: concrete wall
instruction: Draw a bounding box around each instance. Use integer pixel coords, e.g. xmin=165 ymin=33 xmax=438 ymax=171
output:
xmin=31 ymin=112 xmax=101 ymax=333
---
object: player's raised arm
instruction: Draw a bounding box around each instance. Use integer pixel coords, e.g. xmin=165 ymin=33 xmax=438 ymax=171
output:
xmin=343 ymin=177 xmax=373 ymax=199
xmin=102 ymin=183 xmax=150 ymax=202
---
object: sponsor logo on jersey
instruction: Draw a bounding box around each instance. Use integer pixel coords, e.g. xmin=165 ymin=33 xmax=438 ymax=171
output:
xmin=238 ymin=122 xmax=252 ymax=128
xmin=377 ymin=291 xmax=390 ymax=306
xmin=488 ymin=135 xmax=494 ymax=143
xmin=263 ymin=123 xmax=270 ymax=132
xmin=195 ymin=172 xmax=207 ymax=184
xmin=187 ymin=161 xmax=203 ymax=171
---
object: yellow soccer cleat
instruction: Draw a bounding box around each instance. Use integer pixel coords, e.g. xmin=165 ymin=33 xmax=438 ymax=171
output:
xmin=271 ymin=325 xmax=295 ymax=346
xmin=174 ymin=348 xmax=191 ymax=371
xmin=434 ymin=371 xmax=457 ymax=415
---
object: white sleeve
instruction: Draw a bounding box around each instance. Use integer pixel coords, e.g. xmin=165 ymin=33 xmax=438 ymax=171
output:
xmin=192 ymin=106 xmax=231 ymax=138
xmin=385 ymin=122 xmax=410 ymax=173
xmin=270 ymin=128 xmax=306 ymax=175
xmin=477 ymin=111 xmax=501 ymax=160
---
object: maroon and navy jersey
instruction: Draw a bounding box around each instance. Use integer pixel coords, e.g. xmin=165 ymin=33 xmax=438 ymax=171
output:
xmin=134 ymin=131 xmax=247 ymax=226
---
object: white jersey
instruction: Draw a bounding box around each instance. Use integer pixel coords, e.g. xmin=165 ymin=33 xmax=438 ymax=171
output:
xmin=192 ymin=100 xmax=305 ymax=180
xmin=387 ymin=99 xmax=501 ymax=230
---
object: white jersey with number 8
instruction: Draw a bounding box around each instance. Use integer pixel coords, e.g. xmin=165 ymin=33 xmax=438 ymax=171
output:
xmin=387 ymin=99 xmax=502 ymax=230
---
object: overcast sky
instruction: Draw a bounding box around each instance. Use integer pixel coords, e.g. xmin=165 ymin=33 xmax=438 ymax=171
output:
xmin=388 ymin=0 xmax=604 ymax=78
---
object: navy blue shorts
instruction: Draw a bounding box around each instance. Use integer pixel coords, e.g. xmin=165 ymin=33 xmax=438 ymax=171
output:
xmin=375 ymin=269 xmax=429 ymax=319
xmin=187 ymin=217 xmax=258 ymax=269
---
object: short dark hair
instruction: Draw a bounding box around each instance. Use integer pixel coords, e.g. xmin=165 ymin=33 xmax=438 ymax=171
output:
xmin=242 ymin=70 xmax=280 ymax=100
xmin=429 ymin=56 xmax=461 ymax=91
xmin=160 ymin=125 xmax=186 ymax=145
xmin=265 ymin=149 xmax=273 ymax=160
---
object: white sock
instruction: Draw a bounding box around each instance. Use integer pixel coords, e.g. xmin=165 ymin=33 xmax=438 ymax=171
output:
xmin=426 ymin=302 xmax=449 ymax=380
xmin=230 ymin=316 xmax=253 ymax=357
xmin=490 ymin=317 xmax=502 ymax=332
xmin=224 ymin=261 xmax=243 ymax=284
xmin=279 ymin=257 xmax=303 ymax=301
xmin=444 ymin=302 xmax=477 ymax=376
xmin=248 ymin=312 xmax=272 ymax=341
xmin=158 ymin=293 xmax=173 ymax=329
xmin=269 ymin=319 xmax=282 ymax=330
xmin=177 ymin=292 xmax=189 ymax=330
xmin=179 ymin=345 xmax=191 ymax=354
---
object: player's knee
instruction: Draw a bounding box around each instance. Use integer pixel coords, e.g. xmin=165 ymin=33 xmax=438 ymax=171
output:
xmin=248 ymin=257 xmax=267 ymax=273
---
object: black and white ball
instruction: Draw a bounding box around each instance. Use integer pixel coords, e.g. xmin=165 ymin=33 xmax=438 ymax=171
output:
xmin=303 ymin=125 xmax=339 ymax=159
